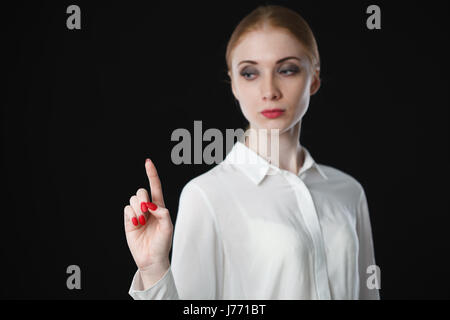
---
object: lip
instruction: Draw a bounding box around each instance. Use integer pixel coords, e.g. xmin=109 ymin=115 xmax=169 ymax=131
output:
xmin=261 ymin=108 xmax=285 ymax=119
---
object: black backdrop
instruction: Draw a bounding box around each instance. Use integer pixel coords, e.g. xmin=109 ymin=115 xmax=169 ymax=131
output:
xmin=2 ymin=0 xmax=449 ymax=299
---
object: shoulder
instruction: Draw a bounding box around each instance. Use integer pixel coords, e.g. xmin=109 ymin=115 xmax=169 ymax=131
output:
xmin=182 ymin=160 xmax=235 ymax=190
xmin=179 ymin=162 xmax=233 ymax=204
xmin=176 ymin=163 xmax=234 ymax=227
xmin=315 ymin=163 xmax=366 ymax=206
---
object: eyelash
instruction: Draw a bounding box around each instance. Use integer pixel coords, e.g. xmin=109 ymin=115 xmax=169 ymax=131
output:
xmin=240 ymin=68 xmax=299 ymax=80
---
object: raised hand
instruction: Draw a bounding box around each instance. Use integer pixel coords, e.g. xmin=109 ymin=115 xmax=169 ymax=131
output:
xmin=124 ymin=158 xmax=174 ymax=287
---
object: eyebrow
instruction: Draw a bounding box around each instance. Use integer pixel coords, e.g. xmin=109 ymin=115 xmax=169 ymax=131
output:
xmin=237 ymin=56 xmax=301 ymax=66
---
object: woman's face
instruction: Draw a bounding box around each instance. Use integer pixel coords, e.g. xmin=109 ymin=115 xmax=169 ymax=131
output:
xmin=228 ymin=27 xmax=320 ymax=133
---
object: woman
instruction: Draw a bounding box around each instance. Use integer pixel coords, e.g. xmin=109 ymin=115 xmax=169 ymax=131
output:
xmin=124 ymin=4 xmax=380 ymax=300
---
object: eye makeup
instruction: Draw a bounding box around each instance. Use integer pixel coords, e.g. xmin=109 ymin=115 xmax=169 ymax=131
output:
xmin=278 ymin=64 xmax=300 ymax=75
xmin=239 ymin=63 xmax=300 ymax=80
xmin=240 ymin=66 xmax=258 ymax=80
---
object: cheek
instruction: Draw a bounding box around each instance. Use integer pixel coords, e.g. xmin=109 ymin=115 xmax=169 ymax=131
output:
xmin=285 ymin=77 xmax=309 ymax=102
xmin=284 ymin=78 xmax=311 ymax=119
xmin=235 ymin=80 xmax=260 ymax=109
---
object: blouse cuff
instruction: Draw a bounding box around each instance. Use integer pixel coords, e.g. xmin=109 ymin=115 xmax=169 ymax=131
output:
xmin=128 ymin=266 xmax=179 ymax=300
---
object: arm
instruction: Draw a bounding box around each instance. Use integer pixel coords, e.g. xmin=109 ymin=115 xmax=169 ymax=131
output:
xmin=356 ymin=186 xmax=381 ymax=300
xmin=128 ymin=181 xmax=224 ymax=299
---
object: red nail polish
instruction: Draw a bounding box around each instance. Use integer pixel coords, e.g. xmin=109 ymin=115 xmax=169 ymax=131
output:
xmin=139 ymin=215 xmax=146 ymax=225
xmin=146 ymin=202 xmax=157 ymax=211
xmin=132 ymin=217 xmax=138 ymax=226
xmin=140 ymin=202 xmax=148 ymax=213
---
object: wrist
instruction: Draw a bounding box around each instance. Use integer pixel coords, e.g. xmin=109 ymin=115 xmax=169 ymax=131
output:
xmin=138 ymin=259 xmax=170 ymax=290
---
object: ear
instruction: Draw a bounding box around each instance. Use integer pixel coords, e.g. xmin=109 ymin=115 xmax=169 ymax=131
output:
xmin=228 ymin=70 xmax=239 ymax=101
xmin=309 ymin=69 xmax=321 ymax=96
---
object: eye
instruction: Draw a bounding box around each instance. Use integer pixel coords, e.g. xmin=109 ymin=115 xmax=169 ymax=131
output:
xmin=241 ymin=72 xmax=255 ymax=80
xmin=279 ymin=65 xmax=300 ymax=76
xmin=240 ymin=67 xmax=258 ymax=80
xmin=280 ymin=69 xmax=295 ymax=75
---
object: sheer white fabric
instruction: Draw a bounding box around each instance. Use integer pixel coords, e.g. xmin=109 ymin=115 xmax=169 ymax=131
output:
xmin=129 ymin=140 xmax=380 ymax=300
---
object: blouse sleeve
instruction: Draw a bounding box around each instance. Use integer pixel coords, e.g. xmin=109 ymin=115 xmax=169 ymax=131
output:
xmin=128 ymin=181 xmax=225 ymax=300
xmin=356 ymin=186 xmax=381 ymax=300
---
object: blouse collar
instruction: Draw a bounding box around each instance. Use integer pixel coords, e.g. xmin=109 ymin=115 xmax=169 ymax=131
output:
xmin=224 ymin=140 xmax=328 ymax=185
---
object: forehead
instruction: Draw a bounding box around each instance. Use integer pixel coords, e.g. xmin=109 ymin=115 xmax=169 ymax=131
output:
xmin=231 ymin=28 xmax=307 ymax=66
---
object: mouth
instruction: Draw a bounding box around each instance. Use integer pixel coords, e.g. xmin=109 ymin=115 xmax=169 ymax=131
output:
xmin=261 ymin=108 xmax=285 ymax=119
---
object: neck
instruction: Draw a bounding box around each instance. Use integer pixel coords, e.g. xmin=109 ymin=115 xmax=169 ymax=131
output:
xmin=244 ymin=121 xmax=304 ymax=175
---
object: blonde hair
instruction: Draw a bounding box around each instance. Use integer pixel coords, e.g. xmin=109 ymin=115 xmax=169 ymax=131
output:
xmin=226 ymin=4 xmax=320 ymax=76
xmin=225 ymin=5 xmax=321 ymax=131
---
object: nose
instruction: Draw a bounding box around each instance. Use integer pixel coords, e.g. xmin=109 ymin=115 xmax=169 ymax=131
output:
xmin=261 ymin=74 xmax=281 ymax=101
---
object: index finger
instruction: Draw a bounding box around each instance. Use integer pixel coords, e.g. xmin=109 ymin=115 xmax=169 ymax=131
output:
xmin=145 ymin=158 xmax=166 ymax=208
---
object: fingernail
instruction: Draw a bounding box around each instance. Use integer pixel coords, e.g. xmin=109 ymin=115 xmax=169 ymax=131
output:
xmin=139 ymin=215 xmax=146 ymax=225
xmin=146 ymin=202 xmax=157 ymax=211
xmin=132 ymin=217 xmax=138 ymax=226
xmin=145 ymin=158 xmax=151 ymax=165
xmin=140 ymin=202 xmax=148 ymax=213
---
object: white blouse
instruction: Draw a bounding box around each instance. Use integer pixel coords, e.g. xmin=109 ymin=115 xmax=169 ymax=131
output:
xmin=129 ymin=140 xmax=380 ymax=300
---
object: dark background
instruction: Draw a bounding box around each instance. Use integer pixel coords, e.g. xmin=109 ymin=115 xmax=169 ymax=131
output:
xmin=2 ymin=0 xmax=449 ymax=299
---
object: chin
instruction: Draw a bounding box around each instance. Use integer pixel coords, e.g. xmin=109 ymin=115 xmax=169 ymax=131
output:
xmin=255 ymin=120 xmax=288 ymax=133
